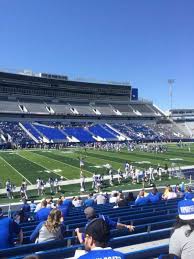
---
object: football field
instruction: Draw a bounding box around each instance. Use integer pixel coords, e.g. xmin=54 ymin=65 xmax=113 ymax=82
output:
xmin=0 ymin=143 xmax=194 ymax=187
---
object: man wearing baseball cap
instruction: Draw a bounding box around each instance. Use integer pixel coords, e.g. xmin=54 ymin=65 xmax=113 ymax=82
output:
xmin=169 ymin=199 xmax=194 ymax=259
xmin=78 ymin=218 xmax=125 ymax=259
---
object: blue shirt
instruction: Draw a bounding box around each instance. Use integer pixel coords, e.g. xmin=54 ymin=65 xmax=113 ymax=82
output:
xmin=62 ymin=199 xmax=72 ymax=208
xmin=86 ymin=215 xmax=117 ymax=230
xmin=148 ymin=192 xmax=161 ymax=203
xmin=0 ymin=216 xmax=21 ymax=249
xmin=78 ymin=248 xmax=125 ymax=259
xmin=184 ymin=192 xmax=194 ymax=200
xmin=35 ymin=207 xmax=51 ymax=221
xmin=58 ymin=205 xmax=69 ymax=218
xmin=135 ymin=196 xmax=149 ymax=206
xmin=21 ymin=204 xmax=30 ymax=212
xmin=84 ymin=198 xmax=95 ymax=207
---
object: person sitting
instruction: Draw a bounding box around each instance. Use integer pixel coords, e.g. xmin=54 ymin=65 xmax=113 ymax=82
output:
xmin=77 ymin=218 xmax=125 ymax=259
xmin=30 ymin=200 xmax=37 ymax=213
xmin=169 ymin=199 xmax=194 ymax=258
xmin=184 ymin=186 xmax=194 ymax=200
xmin=163 ymin=187 xmax=177 ymax=200
xmin=35 ymin=200 xmax=51 ymax=221
xmin=0 ymin=207 xmax=23 ymax=249
xmin=127 ymin=192 xmax=135 ymax=205
xmin=75 ymin=207 xmax=134 ymax=244
xmin=116 ymin=192 xmax=128 ymax=207
xmin=135 ymin=189 xmax=149 ymax=206
xmin=30 ymin=209 xmax=66 ymax=243
xmin=95 ymin=192 xmax=106 ymax=205
xmin=148 ymin=187 xmax=161 ymax=203
xmin=72 ymin=196 xmax=83 ymax=207
xmin=109 ymin=191 xmax=118 ymax=204
xmin=84 ymin=193 xmax=95 ymax=207
xmin=176 ymin=187 xmax=184 ymax=199
xmin=61 ymin=195 xmax=73 ymax=208
xmin=21 ymin=199 xmax=31 ymax=220
xmin=56 ymin=199 xmax=69 ymax=218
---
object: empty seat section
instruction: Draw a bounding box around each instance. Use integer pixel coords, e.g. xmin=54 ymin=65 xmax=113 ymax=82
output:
xmin=89 ymin=124 xmax=117 ymax=139
xmin=93 ymin=104 xmax=115 ymax=115
xmin=112 ymin=104 xmax=135 ymax=115
xmin=0 ymin=101 xmax=21 ymax=113
xmin=33 ymin=124 xmax=67 ymax=142
xmin=70 ymin=104 xmax=94 ymax=115
xmin=49 ymin=104 xmax=71 ymax=114
xmin=64 ymin=127 xmax=94 ymax=142
xmin=21 ymin=102 xmax=49 ymax=114
xmin=131 ymin=104 xmax=154 ymax=114
xmin=22 ymin=123 xmax=43 ymax=141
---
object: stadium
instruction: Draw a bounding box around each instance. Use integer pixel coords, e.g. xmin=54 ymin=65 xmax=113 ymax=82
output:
xmin=0 ymin=68 xmax=194 ymax=258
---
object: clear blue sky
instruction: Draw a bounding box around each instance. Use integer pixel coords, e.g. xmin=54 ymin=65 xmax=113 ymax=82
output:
xmin=0 ymin=0 xmax=194 ymax=111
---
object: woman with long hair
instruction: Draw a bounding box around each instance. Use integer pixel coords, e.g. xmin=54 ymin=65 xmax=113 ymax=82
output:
xmin=30 ymin=209 xmax=66 ymax=243
xmin=169 ymin=199 xmax=194 ymax=258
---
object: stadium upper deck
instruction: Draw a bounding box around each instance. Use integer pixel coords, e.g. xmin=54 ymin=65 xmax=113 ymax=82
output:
xmin=0 ymin=71 xmax=131 ymax=102
xmin=0 ymin=70 xmax=163 ymax=119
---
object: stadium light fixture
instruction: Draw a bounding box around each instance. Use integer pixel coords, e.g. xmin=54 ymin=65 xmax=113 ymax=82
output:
xmin=168 ymin=79 xmax=175 ymax=111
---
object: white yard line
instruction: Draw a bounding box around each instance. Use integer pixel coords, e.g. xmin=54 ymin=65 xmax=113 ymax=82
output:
xmin=35 ymin=151 xmax=93 ymax=176
xmin=0 ymin=156 xmax=32 ymax=185
xmin=17 ymin=153 xmax=68 ymax=180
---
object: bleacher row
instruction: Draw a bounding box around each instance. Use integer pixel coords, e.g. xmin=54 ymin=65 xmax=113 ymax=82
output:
xmin=0 ymin=100 xmax=162 ymax=117
xmin=0 ymin=121 xmax=184 ymax=145
xmin=0 ymin=199 xmax=181 ymax=259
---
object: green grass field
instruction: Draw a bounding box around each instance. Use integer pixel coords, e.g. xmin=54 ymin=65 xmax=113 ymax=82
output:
xmin=0 ymin=143 xmax=194 ymax=186
xmin=0 ymin=143 xmax=193 ymax=203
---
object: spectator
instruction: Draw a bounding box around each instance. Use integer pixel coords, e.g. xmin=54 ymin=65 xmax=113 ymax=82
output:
xmin=30 ymin=200 xmax=37 ymax=213
xmin=184 ymin=186 xmax=194 ymax=200
xmin=109 ymin=191 xmax=118 ymax=204
xmin=35 ymin=200 xmax=51 ymax=221
xmin=61 ymin=195 xmax=73 ymax=208
xmin=73 ymin=196 xmax=83 ymax=207
xmin=0 ymin=207 xmax=23 ymax=249
xmin=75 ymin=207 xmax=134 ymax=244
xmin=30 ymin=209 xmax=65 ymax=243
xmin=77 ymin=218 xmax=125 ymax=259
xmin=163 ymin=187 xmax=177 ymax=200
xmin=96 ymin=192 xmax=106 ymax=205
xmin=135 ymin=189 xmax=149 ymax=206
xmin=57 ymin=199 xmax=69 ymax=218
xmin=117 ymin=193 xmax=128 ymax=207
xmin=127 ymin=192 xmax=135 ymax=205
xmin=34 ymin=199 xmax=46 ymax=213
xmin=84 ymin=193 xmax=95 ymax=207
xmin=13 ymin=210 xmax=26 ymax=224
xmin=176 ymin=187 xmax=184 ymax=199
xmin=169 ymin=199 xmax=194 ymax=258
xmin=21 ymin=199 xmax=30 ymax=214
xmin=148 ymin=187 xmax=161 ymax=203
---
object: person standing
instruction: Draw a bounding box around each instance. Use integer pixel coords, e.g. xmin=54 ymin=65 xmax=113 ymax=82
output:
xmin=6 ymin=179 xmax=13 ymax=199
xmin=80 ymin=170 xmax=85 ymax=192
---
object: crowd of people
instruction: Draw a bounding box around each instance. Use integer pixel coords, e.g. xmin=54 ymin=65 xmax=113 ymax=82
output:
xmin=1 ymin=181 xmax=194 ymax=258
